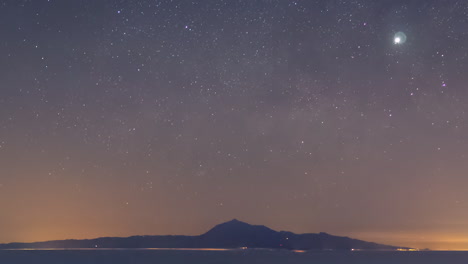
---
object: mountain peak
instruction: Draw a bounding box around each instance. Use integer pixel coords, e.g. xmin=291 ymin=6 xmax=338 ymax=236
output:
xmin=225 ymin=218 xmax=245 ymax=224
xmin=202 ymin=219 xmax=276 ymax=237
xmin=200 ymin=219 xmax=284 ymax=248
xmin=204 ymin=219 xmax=252 ymax=233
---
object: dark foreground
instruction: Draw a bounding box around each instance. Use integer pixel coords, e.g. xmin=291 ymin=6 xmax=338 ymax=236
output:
xmin=0 ymin=249 xmax=467 ymax=264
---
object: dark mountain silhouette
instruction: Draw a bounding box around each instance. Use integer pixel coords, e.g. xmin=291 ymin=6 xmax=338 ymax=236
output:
xmin=0 ymin=219 xmax=408 ymax=250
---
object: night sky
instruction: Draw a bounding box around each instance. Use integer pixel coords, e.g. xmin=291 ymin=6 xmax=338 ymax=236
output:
xmin=1 ymin=0 xmax=468 ymax=250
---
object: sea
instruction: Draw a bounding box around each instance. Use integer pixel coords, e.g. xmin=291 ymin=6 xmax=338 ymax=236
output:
xmin=0 ymin=249 xmax=467 ymax=264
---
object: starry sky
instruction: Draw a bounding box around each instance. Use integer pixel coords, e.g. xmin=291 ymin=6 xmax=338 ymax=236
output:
xmin=1 ymin=0 xmax=468 ymax=250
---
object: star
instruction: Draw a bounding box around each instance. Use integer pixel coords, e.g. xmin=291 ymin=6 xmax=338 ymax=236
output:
xmin=394 ymin=32 xmax=407 ymax=45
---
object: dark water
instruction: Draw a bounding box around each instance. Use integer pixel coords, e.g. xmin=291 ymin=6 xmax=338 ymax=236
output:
xmin=0 ymin=249 xmax=467 ymax=264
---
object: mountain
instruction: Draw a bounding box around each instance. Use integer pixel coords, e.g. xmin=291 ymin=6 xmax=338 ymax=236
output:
xmin=199 ymin=219 xmax=285 ymax=248
xmin=0 ymin=219 xmax=408 ymax=250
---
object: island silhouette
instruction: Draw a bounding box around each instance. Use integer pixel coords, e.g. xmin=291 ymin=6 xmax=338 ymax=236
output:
xmin=0 ymin=219 xmax=412 ymax=251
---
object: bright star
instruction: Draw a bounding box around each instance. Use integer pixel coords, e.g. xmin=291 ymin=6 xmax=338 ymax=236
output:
xmin=393 ymin=32 xmax=407 ymax=45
